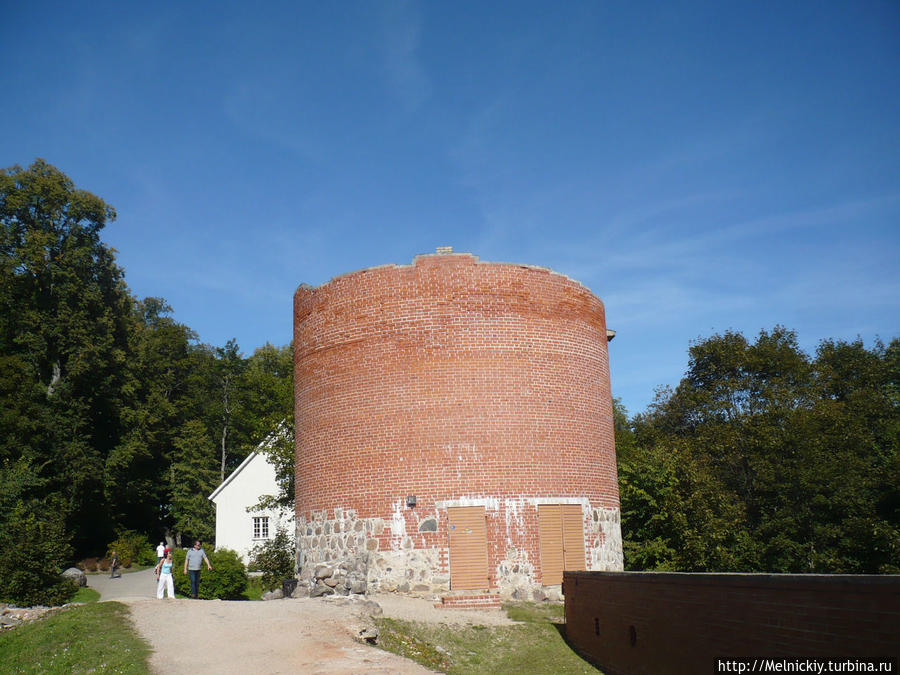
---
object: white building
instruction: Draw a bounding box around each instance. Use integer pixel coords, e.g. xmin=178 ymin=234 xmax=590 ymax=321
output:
xmin=208 ymin=432 xmax=293 ymax=564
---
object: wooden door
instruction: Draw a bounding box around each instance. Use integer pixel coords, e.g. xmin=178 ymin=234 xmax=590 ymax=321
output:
xmin=538 ymin=504 xmax=586 ymax=585
xmin=448 ymin=506 xmax=489 ymax=590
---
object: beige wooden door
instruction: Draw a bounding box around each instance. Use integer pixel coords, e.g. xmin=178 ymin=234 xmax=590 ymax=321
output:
xmin=448 ymin=506 xmax=489 ymax=590
xmin=538 ymin=504 xmax=586 ymax=585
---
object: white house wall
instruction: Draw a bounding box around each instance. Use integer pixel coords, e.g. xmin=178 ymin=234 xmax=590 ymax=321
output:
xmin=210 ymin=453 xmax=294 ymax=564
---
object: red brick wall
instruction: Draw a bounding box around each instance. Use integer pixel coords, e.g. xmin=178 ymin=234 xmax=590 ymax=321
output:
xmin=293 ymin=252 xmax=619 ymax=586
xmin=564 ymin=571 xmax=900 ymax=674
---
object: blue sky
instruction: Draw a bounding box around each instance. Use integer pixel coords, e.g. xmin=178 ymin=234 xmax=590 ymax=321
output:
xmin=3 ymin=1 xmax=898 ymax=415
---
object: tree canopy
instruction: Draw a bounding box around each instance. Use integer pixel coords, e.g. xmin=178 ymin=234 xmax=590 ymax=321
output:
xmin=617 ymin=327 xmax=899 ymax=573
xmin=0 ymin=160 xmax=294 ymax=606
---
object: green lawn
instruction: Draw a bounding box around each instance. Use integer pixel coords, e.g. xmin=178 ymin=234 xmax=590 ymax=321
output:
xmin=375 ymin=602 xmax=601 ymax=674
xmin=71 ymin=587 xmax=101 ymax=603
xmin=0 ymin=602 xmax=150 ymax=674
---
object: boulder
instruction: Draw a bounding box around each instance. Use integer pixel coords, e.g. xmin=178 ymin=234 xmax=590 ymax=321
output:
xmin=314 ymin=564 xmax=334 ymax=580
xmin=62 ymin=567 xmax=87 ymax=587
xmin=310 ymin=582 xmax=335 ymax=598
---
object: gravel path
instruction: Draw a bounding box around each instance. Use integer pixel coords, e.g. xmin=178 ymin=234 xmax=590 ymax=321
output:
xmin=87 ymin=569 xmax=512 ymax=674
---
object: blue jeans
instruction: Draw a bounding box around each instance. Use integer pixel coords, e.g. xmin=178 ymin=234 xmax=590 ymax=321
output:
xmin=189 ymin=570 xmax=201 ymax=598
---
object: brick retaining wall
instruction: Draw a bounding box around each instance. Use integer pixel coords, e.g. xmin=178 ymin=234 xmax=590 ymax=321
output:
xmin=564 ymin=571 xmax=899 ymax=675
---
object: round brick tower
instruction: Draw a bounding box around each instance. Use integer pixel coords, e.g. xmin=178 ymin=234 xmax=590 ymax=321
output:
xmin=293 ymin=249 xmax=623 ymax=600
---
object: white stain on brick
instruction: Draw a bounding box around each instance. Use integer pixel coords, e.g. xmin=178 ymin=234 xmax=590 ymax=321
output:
xmin=389 ymin=498 xmax=407 ymax=551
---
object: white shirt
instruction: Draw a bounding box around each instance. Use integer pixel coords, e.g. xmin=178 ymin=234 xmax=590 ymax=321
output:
xmin=156 ymin=544 xmax=165 ymax=558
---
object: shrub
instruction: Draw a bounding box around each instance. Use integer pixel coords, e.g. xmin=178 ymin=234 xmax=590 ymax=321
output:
xmin=0 ymin=503 xmax=76 ymax=606
xmin=171 ymin=548 xmax=247 ymax=600
xmin=78 ymin=558 xmax=99 ymax=572
xmin=107 ymin=531 xmax=155 ymax=568
xmin=249 ymin=528 xmax=296 ymax=591
xmin=97 ymin=558 xmax=111 ymax=572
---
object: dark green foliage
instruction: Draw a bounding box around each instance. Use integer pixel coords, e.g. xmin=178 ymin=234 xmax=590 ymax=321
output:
xmin=618 ymin=327 xmax=900 ymax=573
xmin=171 ymin=548 xmax=247 ymax=600
xmin=249 ymin=528 xmax=296 ymax=591
xmin=1 ymin=160 xmax=294 ymax=576
xmin=1 ymin=159 xmax=129 ymax=554
xmin=0 ymin=459 xmax=76 ymax=606
xmin=170 ymin=421 xmax=218 ymax=544
xmin=107 ymin=531 xmax=155 ymax=568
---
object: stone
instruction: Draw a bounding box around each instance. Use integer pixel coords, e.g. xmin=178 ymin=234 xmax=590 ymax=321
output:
xmin=412 ymin=584 xmax=430 ymax=592
xmin=366 ymin=539 xmax=378 ymax=551
xmin=314 ymin=564 xmax=334 ymax=580
xmin=532 ymin=588 xmax=548 ymax=602
xmin=311 ymin=583 xmax=335 ymax=598
xmin=323 ymin=577 xmax=339 ymax=588
xmin=0 ymin=615 xmax=23 ymax=630
xmin=357 ymin=625 xmax=379 ymax=643
xmin=349 ymin=579 xmax=367 ymax=594
xmin=262 ymin=588 xmax=284 ymax=601
xmin=62 ymin=567 xmax=87 ymax=587
xmin=418 ymin=518 xmax=437 ymax=532
xmin=291 ymin=585 xmax=310 ymax=598
xmin=362 ymin=600 xmax=383 ymax=617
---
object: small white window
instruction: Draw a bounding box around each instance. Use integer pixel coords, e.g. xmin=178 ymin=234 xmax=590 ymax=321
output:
xmin=253 ymin=516 xmax=269 ymax=539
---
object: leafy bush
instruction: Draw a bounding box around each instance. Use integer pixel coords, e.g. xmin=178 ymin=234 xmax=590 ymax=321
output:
xmin=107 ymin=530 xmax=155 ymax=567
xmin=97 ymin=558 xmax=111 ymax=572
xmin=78 ymin=557 xmax=99 ymax=572
xmin=171 ymin=548 xmax=247 ymax=600
xmin=249 ymin=528 xmax=296 ymax=591
xmin=0 ymin=502 xmax=77 ymax=606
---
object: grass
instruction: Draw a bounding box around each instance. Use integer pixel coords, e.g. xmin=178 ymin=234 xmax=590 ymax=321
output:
xmin=71 ymin=587 xmax=100 ymax=603
xmin=0 ymin=602 xmax=151 ymax=674
xmin=375 ymin=602 xmax=601 ymax=674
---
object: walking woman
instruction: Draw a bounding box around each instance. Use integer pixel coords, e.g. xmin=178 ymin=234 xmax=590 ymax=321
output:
xmin=155 ymin=550 xmax=175 ymax=599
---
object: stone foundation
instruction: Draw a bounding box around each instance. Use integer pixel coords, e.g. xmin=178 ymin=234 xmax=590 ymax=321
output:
xmin=296 ymin=503 xmax=623 ymax=599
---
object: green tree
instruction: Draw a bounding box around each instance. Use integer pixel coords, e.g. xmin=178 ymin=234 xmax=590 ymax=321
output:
xmin=170 ymin=420 xmax=218 ymax=545
xmin=243 ymin=343 xmax=295 ymax=510
xmin=619 ymin=327 xmax=899 ymax=573
xmin=1 ymin=159 xmax=131 ymax=554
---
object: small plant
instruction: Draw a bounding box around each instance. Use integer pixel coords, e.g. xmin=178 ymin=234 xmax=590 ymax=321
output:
xmin=249 ymin=528 xmax=295 ymax=591
xmin=78 ymin=557 xmax=99 ymax=572
xmin=171 ymin=548 xmax=247 ymax=600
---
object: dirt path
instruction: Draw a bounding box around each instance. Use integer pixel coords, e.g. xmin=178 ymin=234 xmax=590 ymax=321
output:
xmin=87 ymin=569 xmax=511 ymax=674
xmin=124 ymin=597 xmax=432 ymax=674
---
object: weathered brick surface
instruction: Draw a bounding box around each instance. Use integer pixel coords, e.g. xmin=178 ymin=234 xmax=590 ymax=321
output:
xmin=564 ymin=571 xmax=900 ymax=675
xmin=294 ymin=252 xmax=622 ymax=592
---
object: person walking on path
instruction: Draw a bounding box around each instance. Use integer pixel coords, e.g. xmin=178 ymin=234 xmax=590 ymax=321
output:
xmin=155 ymin=551 xmax=175 ymax=599
xmin=156 ymin=542 xmax=165 ymax=564
xmin=184 ymin=540 xmax=212 ymax=598
xmin=110 ymin=551 xmax=120 ymax=579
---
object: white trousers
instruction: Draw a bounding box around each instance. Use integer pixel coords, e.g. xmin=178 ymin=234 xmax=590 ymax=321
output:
xmin=156 ymin=572 xmax=174 ymax=599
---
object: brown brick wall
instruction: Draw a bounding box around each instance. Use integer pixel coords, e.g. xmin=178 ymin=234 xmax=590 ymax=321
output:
xmin=293 ymin=252 xmax=620 ymax=587
xmin=564 ymin=571 xmax=900 ymax=675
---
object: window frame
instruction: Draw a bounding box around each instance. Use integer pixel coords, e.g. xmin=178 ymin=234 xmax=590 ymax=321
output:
xmin=252 ymin=516 xmax=270 ymax=540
